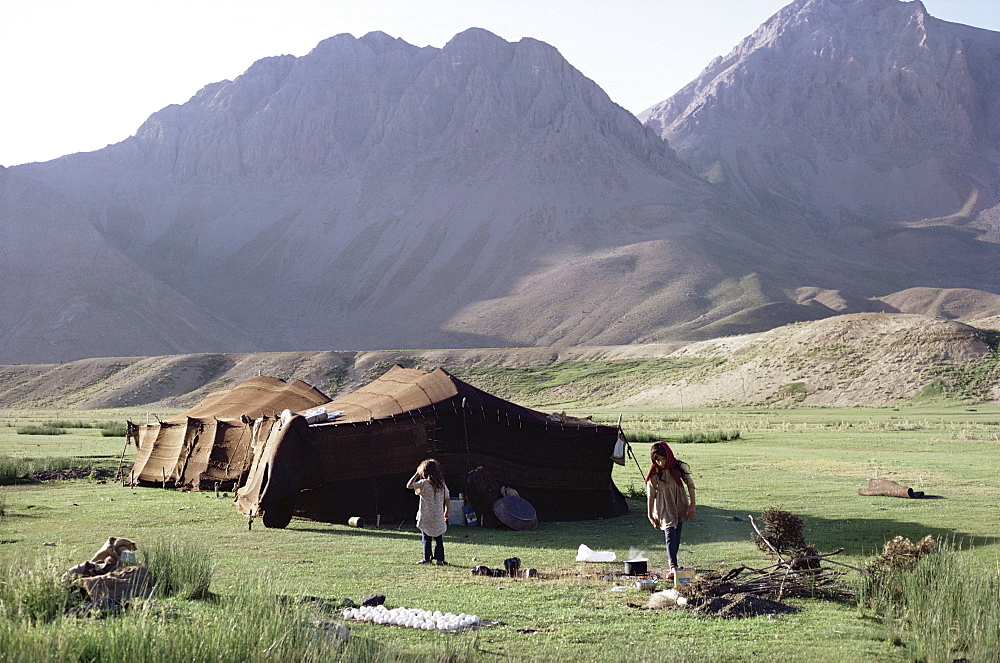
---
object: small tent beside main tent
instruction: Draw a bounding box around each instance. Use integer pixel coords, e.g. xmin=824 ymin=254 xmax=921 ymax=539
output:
xmin=130 ymin=367 xmax=627 ymax=527
xmin=128 ymin=376 xmax=330 ymax=490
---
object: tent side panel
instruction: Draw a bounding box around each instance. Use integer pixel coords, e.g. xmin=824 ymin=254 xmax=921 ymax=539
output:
xmin=135 ymin=422 xmax=188 ymax=483
xmin=200 ymin=421 xmax=255 ymax=486
xmin=289 ymin=420 xmax=434 ymax=523
xmin=129 ymin=423 xmax=160 ymax=481
xmin=180 ymin=420 xmax=215 ymax=490
xmin=453 ymin=409 xmax=622 ymax=520
xmin=293 ymin=474 xmax=416 ymax=525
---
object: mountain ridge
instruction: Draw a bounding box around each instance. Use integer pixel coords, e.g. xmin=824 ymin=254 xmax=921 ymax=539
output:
xmin=3 ymin=3 xmax=1000 ymax=364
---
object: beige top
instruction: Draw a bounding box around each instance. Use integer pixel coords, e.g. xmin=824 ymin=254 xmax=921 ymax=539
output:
xmin=646 ymin=462 xmax=695 ymax=530
xmin=412 ymin=479 xmax=449 ymax=537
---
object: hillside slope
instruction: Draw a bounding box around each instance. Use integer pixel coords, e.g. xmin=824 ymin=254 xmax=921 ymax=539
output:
xmin=8 ymin=29 xmax=727 ymax=361
xmin=1 ymin=314 xmax=994 ymax=410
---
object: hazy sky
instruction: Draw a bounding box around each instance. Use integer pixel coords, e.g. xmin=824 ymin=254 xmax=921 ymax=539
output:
xmin=2 ymin=0 xmax=998 ymax=167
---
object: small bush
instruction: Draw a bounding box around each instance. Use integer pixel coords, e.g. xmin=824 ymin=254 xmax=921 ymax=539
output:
xmin=620 ymin=483 xmax=646 ymax=500
xmin=15 ymin=426 xmax=66 ymax=436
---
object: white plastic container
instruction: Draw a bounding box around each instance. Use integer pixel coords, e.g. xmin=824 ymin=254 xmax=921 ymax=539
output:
xmin=448 ymin=498 xmax=466 ymax=526
xmin=576 ymin=544 xmax=616 ymax=562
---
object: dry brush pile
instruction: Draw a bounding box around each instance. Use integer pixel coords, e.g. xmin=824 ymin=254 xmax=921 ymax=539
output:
xmin=647 ymin=508 xmax=860 ymax=618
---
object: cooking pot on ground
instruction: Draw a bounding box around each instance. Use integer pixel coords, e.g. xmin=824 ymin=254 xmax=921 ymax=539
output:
xmin=624 ymin=558 xmax=648 ymax=575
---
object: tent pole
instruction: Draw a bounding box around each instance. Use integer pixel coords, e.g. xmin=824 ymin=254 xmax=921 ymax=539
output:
xmin=367 ymin=419 xmax=381 ymax=520
xmin=462 ymin=397 xmax=470 ymax=475
xmin=617 ymin=415 xmax=645 ymax=479
xmin=115 ymin=421 xmax=134 ymax=485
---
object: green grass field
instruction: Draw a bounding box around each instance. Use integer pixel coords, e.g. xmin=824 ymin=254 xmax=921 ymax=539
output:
xmin=1 ymin=405 xmax=998 ymax=661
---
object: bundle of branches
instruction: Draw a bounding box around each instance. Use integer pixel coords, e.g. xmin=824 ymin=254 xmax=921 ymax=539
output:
xmin=750 ymin=507 xmax=821 ymax=569
xmin=707 ymin=509 xmax=866 ymax=601
xmin=679 ymin=557 xmax=854 ymax=604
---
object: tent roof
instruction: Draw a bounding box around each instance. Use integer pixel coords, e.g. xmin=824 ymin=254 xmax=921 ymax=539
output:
xmin=315 ymin=365 xmax=600 ymax=428
xmin=184 ymin=376 xmax=330 ymax=421
xmin=316 ymin=366 xmax=458 ymax=422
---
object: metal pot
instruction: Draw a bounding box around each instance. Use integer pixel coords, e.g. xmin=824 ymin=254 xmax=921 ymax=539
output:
xmin=635 ymin=579 xmax=657 ymax=591
xmin=624 ymin=558 xmax=648 ymax=575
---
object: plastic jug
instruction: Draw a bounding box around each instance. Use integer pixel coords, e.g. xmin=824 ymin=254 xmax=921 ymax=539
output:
xmin=674 ymin=568 xmax=695 ymax=586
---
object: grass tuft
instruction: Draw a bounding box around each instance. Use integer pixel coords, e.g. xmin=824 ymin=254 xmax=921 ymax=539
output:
xmin=0 ymin=558 xmax=76 ymax=625
xmin=625 ymin=429 xmax=740 ymax=445
xmin=861 ymin=538 xmax=1000 ymax=661
xmin=138 ymin=537 xmax=216 ymax=600
xmin=100 ymin=422 xmax=128 ymax=437
xmin=0 ymin=456 xmax=94 ymax=485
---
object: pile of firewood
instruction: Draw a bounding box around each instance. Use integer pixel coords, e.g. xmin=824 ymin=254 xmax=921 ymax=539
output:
xmin=680 ymin=558 xmax=853 ymax=603
xmin=677 ymin=509 xmax=863 ymax=606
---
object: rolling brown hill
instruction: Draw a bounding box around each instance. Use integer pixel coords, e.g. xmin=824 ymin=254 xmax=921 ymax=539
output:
xmin=1 ymin=314 xmax=995 ymax=410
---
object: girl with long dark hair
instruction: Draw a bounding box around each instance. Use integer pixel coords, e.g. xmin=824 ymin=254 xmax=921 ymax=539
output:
xmin=646 ymin=441 xmax=696 ymax=576
xmin=406 ymin=458 xmax=451 ymax=565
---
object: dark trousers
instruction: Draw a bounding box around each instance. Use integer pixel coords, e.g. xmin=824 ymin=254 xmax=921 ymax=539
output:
xmin=664 ymin=522 xmax=683 ymax=569
xmin=422 ymin=532 xmax=444 ymax=562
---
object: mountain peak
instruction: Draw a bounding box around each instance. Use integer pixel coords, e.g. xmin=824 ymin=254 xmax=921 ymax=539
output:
xmin=642 ymin=0 xmax=999 ymax=226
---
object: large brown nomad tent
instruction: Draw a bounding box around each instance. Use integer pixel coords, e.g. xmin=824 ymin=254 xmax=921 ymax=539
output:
xmin=128 ymin=376 xmax=330 ymax=490
xmin=235 ymin=366 xmax=627 ymax=528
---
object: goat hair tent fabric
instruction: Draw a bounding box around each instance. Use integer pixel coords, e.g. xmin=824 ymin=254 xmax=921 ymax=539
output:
xmin=128 ymin=376 xmax=330 ymax=490
xmin=235 ymin=366 xmax=627 ymax=528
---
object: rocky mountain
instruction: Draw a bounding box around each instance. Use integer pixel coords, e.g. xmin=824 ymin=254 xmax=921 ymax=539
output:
xmin=637 ymin=0 xmax=1000 ymax=333
xmin=643 ymin=0 xmax=1000 ymax=229
xmin=6 ymin=29 xmax=734 ymax=363
xmin=0 ymin=167 xmax=257 ymax=361
xmin=3 ymin=1 xmax=1000 ymax=365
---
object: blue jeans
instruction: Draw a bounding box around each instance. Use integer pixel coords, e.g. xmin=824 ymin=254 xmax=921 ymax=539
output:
xmin=664 ymin=523 xmax=683 ymax=569
xmin=421 ymin=532 xmax=444 ymax=562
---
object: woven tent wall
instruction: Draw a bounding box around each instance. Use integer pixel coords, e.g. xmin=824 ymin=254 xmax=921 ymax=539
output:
xmin=236 ymin=366 xmax=627 ymax=526
xmin=129 ymin=376 xmax=329 ymax=489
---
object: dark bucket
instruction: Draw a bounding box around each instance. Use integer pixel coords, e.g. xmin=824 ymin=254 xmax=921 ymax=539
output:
xmin=624 ymin=558 xmax=648 ymax=575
